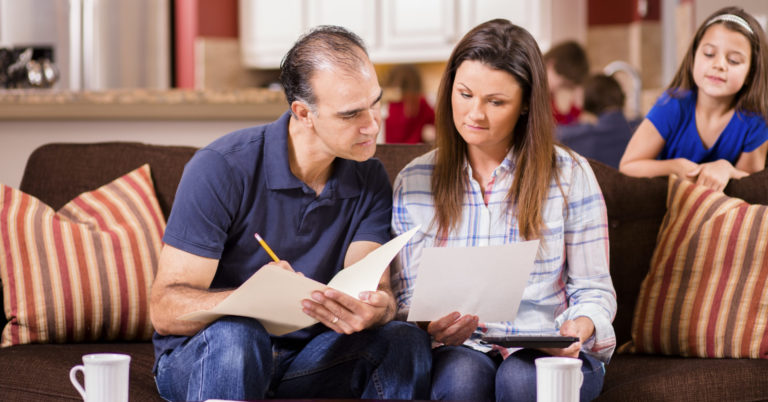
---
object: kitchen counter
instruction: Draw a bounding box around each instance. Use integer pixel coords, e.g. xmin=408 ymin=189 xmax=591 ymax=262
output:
xmin=0 ymin=88 xmax=288 ymax=120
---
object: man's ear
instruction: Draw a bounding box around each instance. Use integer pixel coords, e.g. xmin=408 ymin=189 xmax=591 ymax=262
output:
xmin=291 ymin=100 xmax=314 ymax=128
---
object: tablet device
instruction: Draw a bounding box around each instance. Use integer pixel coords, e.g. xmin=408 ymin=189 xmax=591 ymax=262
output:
xmin=482 ymin=335 xmax=579 ymax=348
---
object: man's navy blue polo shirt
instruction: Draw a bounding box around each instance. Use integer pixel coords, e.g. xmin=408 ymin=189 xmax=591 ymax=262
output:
xmin=153 ymin=111 xmax=392 ymax=359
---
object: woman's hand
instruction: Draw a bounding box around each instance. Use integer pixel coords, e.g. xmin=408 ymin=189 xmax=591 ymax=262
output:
xmin=427 ymin=312 xmax=479 ymax=346
xmin=540 ymin=316 xmax=595 ymax=358
xmin=687 ymin=159 xmax=748 ymax=192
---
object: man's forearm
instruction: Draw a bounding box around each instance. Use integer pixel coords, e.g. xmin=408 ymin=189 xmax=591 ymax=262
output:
xmin=150 ymin=285 xmax=232 ymax=336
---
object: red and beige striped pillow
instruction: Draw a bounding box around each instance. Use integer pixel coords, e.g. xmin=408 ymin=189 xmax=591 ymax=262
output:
xmin=629 ymin=176 xmax=768 ymax=358
xmin=0 ymin=164 xmax=165 ymax=346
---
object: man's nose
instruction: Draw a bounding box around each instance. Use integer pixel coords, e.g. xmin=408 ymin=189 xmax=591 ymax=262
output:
xmin=361 ymin=108 xmax=380 ymax=135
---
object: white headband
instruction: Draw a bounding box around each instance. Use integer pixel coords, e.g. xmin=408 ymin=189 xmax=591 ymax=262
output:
xmin=705 ymin=14 xmax=754 ymax=35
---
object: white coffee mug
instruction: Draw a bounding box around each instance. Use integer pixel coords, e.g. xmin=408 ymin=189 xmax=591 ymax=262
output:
xmin=535 ymin=356 xmax=583 ymax=402
xmin=69 ymin=353 xmax=130 ymax=402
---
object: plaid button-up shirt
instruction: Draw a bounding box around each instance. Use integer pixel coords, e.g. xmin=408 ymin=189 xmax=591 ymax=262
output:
xmin=392 ymin=147 xmax=617 ymax=362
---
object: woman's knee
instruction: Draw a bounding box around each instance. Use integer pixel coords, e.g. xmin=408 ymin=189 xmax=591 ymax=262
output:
xmin=431 ymin=346 xmax=496 ymax=400
xmin=496 ymin=350 xmax=539 ymax=401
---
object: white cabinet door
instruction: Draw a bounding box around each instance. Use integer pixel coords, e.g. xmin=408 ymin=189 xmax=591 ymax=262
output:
xmin=239 ymin=0 xmax=305 ymax=68
xmin=373 ymin=0 xmax=458 ymax=63
xmin=307 ymin=0 xmax=377 ymax=48
xmin=457 ymin=0 xmax=585 ymax=52
xmin=457 ymin=0 xmax=548 ymax=47
xmin=239 ymin=0 xmax=585 ymax=68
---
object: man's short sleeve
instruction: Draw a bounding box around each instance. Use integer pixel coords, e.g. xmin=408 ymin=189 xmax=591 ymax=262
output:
xmin=351 ymin=158 xmax=393 ymax=246
xmin=162 ymin=149 xmax=242 ymax=259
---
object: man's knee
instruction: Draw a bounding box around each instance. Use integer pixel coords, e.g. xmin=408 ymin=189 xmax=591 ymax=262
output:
xmin=201 ymin=316 xmax=271 ymax=362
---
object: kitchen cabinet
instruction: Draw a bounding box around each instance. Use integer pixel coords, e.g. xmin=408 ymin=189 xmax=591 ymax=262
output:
xmin=371 ymin=0 xmax=456 ymax=63
xmin=239 ymin=0 xmax=586 ymax=68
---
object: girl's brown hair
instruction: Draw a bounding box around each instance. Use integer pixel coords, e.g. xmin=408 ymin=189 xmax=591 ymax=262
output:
xmin=668 ymin=6 xmax=768 ymax=121
xmin=431 ymin=19 xmax=557 ymax=241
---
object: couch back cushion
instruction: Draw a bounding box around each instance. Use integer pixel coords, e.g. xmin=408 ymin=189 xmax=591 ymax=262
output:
xmin=19 ymin=142 xmax=198 ymax=219
xmin=588 ymin=160 xmax=668 ymax=346
xmin=1 ymin=164 xmax=165 ymax=346
xmin=630 ymin=176 xmax=768 ymax=358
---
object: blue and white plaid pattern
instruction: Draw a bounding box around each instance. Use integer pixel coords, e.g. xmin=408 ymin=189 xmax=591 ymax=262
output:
xmin=391 ymin=147 xmax=617 ymax=362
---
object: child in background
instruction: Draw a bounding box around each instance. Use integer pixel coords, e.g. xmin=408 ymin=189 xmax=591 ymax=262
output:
xmin=620 ymin=6 xmax=768 ymax=191
xmin=384 ymin=64 xmax=436 ymax=143
xmin=543 ymin=41 xmax=590 ymax=125
xmin=558 ymin=73 xmax=634 ymax=169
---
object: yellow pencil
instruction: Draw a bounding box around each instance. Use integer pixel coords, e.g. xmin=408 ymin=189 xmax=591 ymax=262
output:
xmin=254 ymin=233 xmax=280 ymax=262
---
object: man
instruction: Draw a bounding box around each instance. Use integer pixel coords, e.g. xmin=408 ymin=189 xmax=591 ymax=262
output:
xmin=149 ymin=26 xmax=431 ymax=400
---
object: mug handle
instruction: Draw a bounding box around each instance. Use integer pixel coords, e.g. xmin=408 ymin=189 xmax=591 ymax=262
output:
xmin=69 ymin=365 xmax=87 ymax=400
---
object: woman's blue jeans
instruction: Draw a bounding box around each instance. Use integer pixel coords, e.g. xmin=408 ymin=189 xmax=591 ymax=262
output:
xmin=155 ymin=317 xmax=432 ymax=401
xmin=431 ymin=346 xmax=605 ymax=401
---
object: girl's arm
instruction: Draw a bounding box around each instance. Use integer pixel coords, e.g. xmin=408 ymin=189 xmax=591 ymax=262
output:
xmin=619 ymin=119 xmax=699 ymax=178
xmin=735 ymin=141 xmax=768 ymax=173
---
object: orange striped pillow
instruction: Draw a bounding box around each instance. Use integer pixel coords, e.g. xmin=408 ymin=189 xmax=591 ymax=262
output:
xmin=630 ymin=176 xmax=768 ymax=358
xmin=0 ymin=164 xmax=165 ymax=346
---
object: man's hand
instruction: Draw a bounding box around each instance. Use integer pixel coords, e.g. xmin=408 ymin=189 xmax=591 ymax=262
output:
xmin=540 ymin=316 xmax=595 ymax=358
xmin=426 ymin=312 xmax=479 ymax=346
xmin=301 ymin=288 xmax=394 ymax=334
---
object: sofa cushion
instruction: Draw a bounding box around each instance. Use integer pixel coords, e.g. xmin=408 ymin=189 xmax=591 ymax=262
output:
xmin=628 ymin=176 xmax=768 ymax=358
xmin=597 ymin=354 xmax=768 ymax=402
xmin=0 ymin=165 xmax=165 ymax=346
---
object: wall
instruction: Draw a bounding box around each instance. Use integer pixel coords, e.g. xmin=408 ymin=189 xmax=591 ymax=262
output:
xmin=176 ymin=0 xmax=240 ymax=88
xmin=694 ymin=0 xmax=768 ymax=28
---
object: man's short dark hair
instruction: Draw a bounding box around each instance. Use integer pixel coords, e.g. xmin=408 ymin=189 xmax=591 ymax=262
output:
xmin=279 ymin=25 xmax=368 ymax=111
xmin=543 ymin=41 xmax=589 ymax=85
xmin=583 ymin=74 xmax=625 ymax=115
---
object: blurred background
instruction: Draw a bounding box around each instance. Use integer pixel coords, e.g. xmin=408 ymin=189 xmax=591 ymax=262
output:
xmin=0 ymin=0 xmax=766 ymax=187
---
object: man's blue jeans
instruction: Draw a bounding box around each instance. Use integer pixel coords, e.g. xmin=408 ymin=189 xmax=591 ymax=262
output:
xmin=155 ymin=317 xmax=432 ymax=401
xmin=431 ymin=346 xmax=605 ymax=401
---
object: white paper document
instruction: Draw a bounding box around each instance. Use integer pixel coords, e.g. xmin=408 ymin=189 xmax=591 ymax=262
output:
xmin=178 ymin=226 xmax=420 ymax=335
xmin=406 ymin=240 xmax=540 ymax=323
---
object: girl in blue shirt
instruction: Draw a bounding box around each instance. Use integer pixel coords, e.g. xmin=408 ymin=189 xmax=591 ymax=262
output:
xmin=620 ymin=7 xmax=768 ymax=191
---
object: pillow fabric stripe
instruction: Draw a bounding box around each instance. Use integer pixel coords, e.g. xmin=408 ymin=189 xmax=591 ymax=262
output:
xmin=0 ymin=164 xmax=165 ymax=347
xmin=630 ymin=177 xmax=768 ymax=359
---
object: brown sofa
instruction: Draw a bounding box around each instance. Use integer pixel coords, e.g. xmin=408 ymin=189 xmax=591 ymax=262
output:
xmin=1 ymin=141 xmax=767 ymax=401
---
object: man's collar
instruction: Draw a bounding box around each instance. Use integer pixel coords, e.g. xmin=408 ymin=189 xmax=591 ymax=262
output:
xmin=264 ymin=111 xmax=304 ymax=190
xmin=264 ymin=110 xmax=362 ymax=199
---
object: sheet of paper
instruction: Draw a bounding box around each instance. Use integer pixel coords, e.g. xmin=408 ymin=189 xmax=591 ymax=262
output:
xmin=178 ymin=226 xmax=420 ymax=335
xmin=406 ymin=240 xmax=539 ymax=323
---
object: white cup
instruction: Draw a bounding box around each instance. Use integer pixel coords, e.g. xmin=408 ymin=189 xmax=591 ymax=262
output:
xmin=69 ymin=353 xmax=130 ymax=402
xmin=535 ymin=356 xmax=583 ymax=402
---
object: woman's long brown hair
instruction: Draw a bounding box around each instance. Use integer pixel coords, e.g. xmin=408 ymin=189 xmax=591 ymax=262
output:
xmin=431 ymin=19 xmax=557 ymax=241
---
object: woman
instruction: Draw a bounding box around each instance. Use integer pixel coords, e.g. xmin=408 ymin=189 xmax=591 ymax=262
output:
xmin=392 ymin=19 xmax=616 ymax=401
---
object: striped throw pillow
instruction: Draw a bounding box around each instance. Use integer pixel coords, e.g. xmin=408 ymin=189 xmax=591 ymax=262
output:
xmin=0 ymin=164 xmax=165 ymax=346
xmin=630 ymin=176 xmax=768 ymax=358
